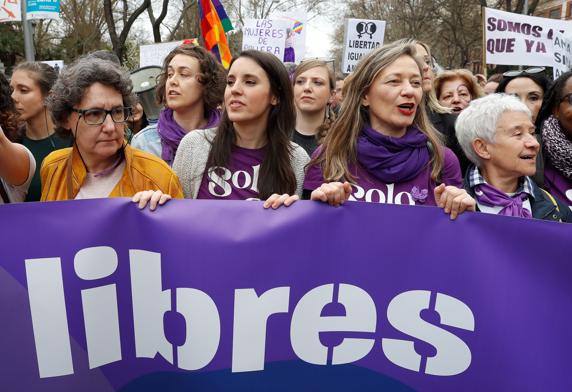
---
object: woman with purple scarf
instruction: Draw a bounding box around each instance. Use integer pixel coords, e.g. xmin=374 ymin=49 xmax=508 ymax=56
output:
xmin=455 ymin=94 xmax=571 ymax=222
xmin=131 ymin=45 xmax=225 ymax=166
xmin=303 ymin=41 xmax=475 ymax=219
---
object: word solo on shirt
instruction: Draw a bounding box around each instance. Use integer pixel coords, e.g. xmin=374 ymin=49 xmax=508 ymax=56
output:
xmin=207 ymin=164 xmax=260 ymax=200
xmin=26 ymin=247 xmax=475 ymax=379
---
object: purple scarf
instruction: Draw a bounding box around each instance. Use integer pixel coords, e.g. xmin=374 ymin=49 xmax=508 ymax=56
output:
xmin=158 ymin=108 xmax=220 ymax=163
xmin=474 ymin=183 xmax=532 ymax=218
xmin=356 ymin=126 xmax=430 ymax=183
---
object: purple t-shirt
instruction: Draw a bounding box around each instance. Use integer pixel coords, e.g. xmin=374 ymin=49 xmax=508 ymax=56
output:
xmin=304 ymin=147 xmax=462 ymax=206
xmin=544 ymin=160 xmax=572 ymax=209
xmin=197 ymin=145 xmax=265 ymax=200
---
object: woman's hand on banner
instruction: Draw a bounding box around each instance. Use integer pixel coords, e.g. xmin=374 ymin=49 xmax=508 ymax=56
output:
xmin=434 ymin=184 xmax=476 ymax=220
xmin=263 ymin=193 xmax=300 ymax=209
xmin=132 ymin=190 xmax=172 ymax=211
xmin=310 ymin=181 xmax=352 ymax=207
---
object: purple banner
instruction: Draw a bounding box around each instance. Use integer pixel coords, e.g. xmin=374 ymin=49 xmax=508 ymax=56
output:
xmin=0 ymin=199 xmax=571 ymax=391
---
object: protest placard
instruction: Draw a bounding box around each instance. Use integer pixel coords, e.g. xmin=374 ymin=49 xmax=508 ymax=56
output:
xmin=26 ymin=0 xmax=60 ymax=20
xmin=139 ymin=40 xmax=184 ymax=68
xmin=485 ymin=7 xmax=572 ymax=66
xmin=275 ymin=11 xmax=307 ymax=63
xmin=1 ymin=199 xmax=572 ymax=390
xmin=0 ymin=0 xmax=21 ymax=22
xmin=553 ymin=31 xmax=572 ymax=79
xmin=342 ymin=18 xmax=385 ymax=73
xmin=242 ymin=18 xmax=291 ymax=60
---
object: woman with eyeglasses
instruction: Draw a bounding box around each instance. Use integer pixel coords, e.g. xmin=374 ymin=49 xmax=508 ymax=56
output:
xmin=496 ymin=67 xmax=550 ymax=123
xmin=10 ymin=62 xmax=72 ymax=201
xmin=40 ymin=57 xmax=183 ymax=207
xmin=535 ymin=71 xmax=572 ymax=208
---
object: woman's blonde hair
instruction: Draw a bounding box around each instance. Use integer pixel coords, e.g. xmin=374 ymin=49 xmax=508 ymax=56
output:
xmin=397 ymin=39 xmax=450 ymax=114
xmin=434 ymin=69 xmax=485 ymax=103
xmin=292 ymin=59 xmax=336 ymax=143
xmin=311 ymin=40 xmax=444 ymax=183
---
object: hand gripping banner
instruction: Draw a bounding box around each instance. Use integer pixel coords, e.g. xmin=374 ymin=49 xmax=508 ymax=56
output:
xmin=0 ymin=199 xmax=570 ymax=391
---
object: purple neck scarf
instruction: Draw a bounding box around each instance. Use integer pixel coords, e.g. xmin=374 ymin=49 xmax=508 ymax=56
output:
xmin=474 ymin=183 xmax=532 ymax=218
xmin=356 ymin=125 xmax=430 ymax=183
xmin=158 ymin=108 xmax=220 ymax=163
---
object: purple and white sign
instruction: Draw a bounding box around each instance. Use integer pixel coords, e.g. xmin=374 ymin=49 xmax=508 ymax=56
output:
xmin=0 ymin=199 xmax=571 ymax=391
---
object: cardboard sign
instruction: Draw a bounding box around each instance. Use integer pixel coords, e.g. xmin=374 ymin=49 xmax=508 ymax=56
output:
xmin=485 ymin=7 xmax=572 ymax=66
xmin=342 ymin=18 xmax=385 ymax=73
xmin=242 ymin=18 xmax=291 ymax=60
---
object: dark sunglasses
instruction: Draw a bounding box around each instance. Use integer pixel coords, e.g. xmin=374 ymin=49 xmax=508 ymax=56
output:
xmin=502 ymin=67 xmax=545 ymax=78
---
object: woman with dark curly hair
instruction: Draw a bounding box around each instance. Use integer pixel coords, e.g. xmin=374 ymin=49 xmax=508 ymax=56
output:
xmin=41 ymin=57 xmax=183 ymax=208
xmin=131 ymin=44 xmax=226 ymax=166
xmin=10 ymin=62 xmax=71 ymax=201
xmin=0 ymin=72 xmax=35 ymax=203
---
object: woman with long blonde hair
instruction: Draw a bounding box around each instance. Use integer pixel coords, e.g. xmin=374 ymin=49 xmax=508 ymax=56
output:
xmin=291 ymin=59 xmax=335 ymax=156
xmin=304 ymin=41 xmax=474 ymax=218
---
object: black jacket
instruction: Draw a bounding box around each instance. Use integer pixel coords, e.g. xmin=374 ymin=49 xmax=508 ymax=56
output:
xmin=463 ymin=173 xmax=572 ymax=223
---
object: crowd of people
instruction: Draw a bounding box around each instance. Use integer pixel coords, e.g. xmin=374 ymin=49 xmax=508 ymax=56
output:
xmin=1 ymin=39 xmax=571 ymax=222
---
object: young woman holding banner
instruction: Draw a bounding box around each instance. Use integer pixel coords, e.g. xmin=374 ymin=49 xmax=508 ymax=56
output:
xmin=455 ymin=94 xmax=571 ymax=222
xmin=303 ymin=41 xmax=475 ymax=219
xmin=131 ymin=44 xmax=226 ymax=166
xmin=42 ymin=57 xmax=183 ymax=207
xmin=133 ymin=50 xmax=309 ymax=209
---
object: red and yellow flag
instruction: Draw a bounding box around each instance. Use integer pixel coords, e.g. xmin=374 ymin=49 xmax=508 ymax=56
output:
xmin=198 ymin=0 xmax=233 ymax=69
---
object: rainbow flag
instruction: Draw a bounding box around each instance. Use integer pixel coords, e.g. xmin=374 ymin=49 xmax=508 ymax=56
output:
xmin=292 ymin=20 xmax=303 ymax=34
xmin=198 ymin=0 xmax=233 ymax=69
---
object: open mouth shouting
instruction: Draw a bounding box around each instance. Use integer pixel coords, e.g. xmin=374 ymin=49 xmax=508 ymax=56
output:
xmin=397 ymin=103 xmax=416 ymax=116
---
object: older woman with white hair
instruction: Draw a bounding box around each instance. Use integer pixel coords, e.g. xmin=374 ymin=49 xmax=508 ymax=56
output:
xmin=455 ymin=94 xmax=572 ymax=222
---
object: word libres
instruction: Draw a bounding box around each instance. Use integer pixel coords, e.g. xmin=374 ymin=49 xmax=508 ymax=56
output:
xmin=25 ymin=247 xmax=475 ymax=379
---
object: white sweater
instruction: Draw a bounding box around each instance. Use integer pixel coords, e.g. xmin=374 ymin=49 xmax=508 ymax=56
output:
xmin=172 ymin=128 xmax=310 ymax=199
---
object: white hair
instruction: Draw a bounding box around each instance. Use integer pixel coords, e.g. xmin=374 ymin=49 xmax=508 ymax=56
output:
xmin=455 ymin=94 xmax=531 ymax=166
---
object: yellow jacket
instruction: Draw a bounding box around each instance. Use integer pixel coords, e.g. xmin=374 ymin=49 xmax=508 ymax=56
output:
xmin=41 ymin=144 xmax=184 ymax=201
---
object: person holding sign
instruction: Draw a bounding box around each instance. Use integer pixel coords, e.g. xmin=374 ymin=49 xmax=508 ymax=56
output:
xmin=167 ymin=50 xmax=308 ymax=207
xmin=435 ymin=69 xmax=483 ymax=114
xmin=535 ymin=71 xmax=572 ymax=208
xmin=41 ymin=57 xmax=183 ymax=207
xmin=495 ymin=67 xmax=550 ymax=123
xmin=303 ymin=41 xmax=474 ymax=219
xmin=292 ymin=59 xmax=336 ymax=156
xmin=456 ymin=94 xmax=571 ymax=222
xmin=131 ymin=45 xmax=226 ymax=166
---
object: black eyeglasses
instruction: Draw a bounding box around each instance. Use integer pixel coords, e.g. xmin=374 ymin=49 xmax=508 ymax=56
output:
xmin=72 ymin=107 xmax=132 ymax=125
xmin=502 ymin=67 xmax=545 ymax=78
xmin=559 ymin=93 xmax=572 ymax=105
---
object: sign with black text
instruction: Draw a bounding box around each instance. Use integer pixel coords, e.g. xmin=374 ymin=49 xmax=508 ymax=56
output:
xmin=341 ymin=18 xmax=385 ymax=73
